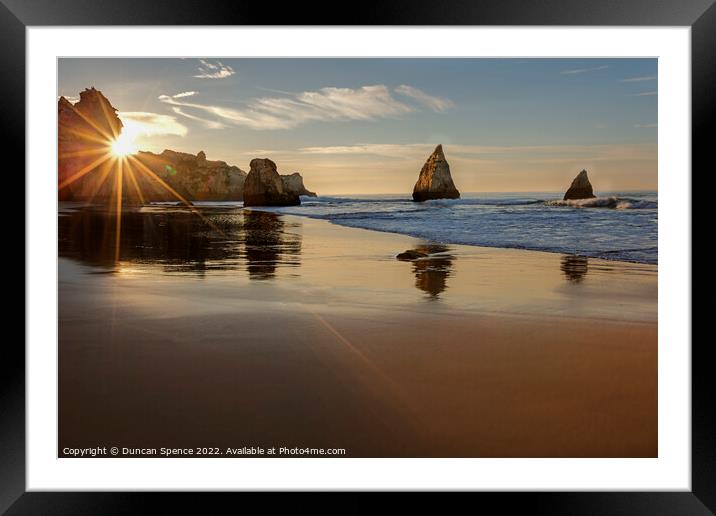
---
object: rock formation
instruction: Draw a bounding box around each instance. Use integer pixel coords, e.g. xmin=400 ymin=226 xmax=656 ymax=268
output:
xmin=243 ymin=158 xmax=301 ymax=207
xmin=396 ymin=244 xmax=455 ymax=298
xmin=135 ymin=150 xmax=247 ymax=201
xmin=58 ymin=88 xmax=124 ymax=201
xmin=563 ymin=169 xmax=596 ymax=200
xmin=412 ymin=144 xmax=460 ymax=202
xmin=281 ymin=172 xmax=317 ymax=197
xmin=396 ymin=250 xmax=428 ymax=260
xmin=58 ymin=88 xmax=316 ymax=204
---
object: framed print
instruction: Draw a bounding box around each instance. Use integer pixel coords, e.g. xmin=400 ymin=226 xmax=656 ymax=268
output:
xmin=7 ymin=0 xmax=711 ymax=512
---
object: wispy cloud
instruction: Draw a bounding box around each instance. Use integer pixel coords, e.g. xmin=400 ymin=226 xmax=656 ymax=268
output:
xmin=118 ymin=112 xmax=188 ymax=137
xmin=193 ymin=59 xmax=235 ymax=79
xmin=159 ymin=84 xmax=417 ymax=130
xmin=560 ymin=65 xmax=609 ymax=75
xmin=295 ymin=143 xmax=656 ymax=162
xmin=172 ymin=91 xmax=198 ymax=98
xmin=634 ymin=91 xmax=657 ymax=96
xmin=621 ymin=75 xmax=657 ymax=82
xmin=634 ymin=123 xmax=657 ymax=128
xmin=170 ymin=107 xmax=225 ymax=129
xmin=394 ymin=85 xmax=454 ymax=112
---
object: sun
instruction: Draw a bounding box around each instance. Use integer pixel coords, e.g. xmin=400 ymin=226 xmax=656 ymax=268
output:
xmin=110 ymin=132 xmax=138 ymax=157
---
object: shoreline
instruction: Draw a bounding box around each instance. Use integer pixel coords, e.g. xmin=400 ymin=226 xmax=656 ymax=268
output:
xmin=63 ymin=197 xmax=658 ymax=266
xmin=263 ymin=208 xmax=659 ymax=266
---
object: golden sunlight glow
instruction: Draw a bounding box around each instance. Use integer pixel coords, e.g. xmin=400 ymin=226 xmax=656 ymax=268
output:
xmin=111 ymin=132 xmax=138 ymax=157
xmin=59 ymin=102 xmax=216 ymax=265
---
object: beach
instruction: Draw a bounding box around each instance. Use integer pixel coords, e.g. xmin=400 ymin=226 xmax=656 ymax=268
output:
xmin=58 ymin=206 xmax=657 ymax=458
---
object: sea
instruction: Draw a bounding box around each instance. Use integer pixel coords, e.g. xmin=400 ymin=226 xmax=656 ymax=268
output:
xmin=227 ymin=191 xmax=658 ymax=264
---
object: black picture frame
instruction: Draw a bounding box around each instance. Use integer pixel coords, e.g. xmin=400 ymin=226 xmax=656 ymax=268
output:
xmin=6 ymin=0 xmax=709 ymax=512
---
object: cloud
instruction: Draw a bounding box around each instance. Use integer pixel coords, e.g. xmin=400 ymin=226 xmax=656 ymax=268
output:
xmin=621 ymin=75 xmax=657 ymax=82
xmin=560 ymin=65 xmax=609 ymax=75
xmin=394 ymin=85 xmax=454 ymax=112
xmin=171 ymin=91 xmax=198 ymax=98
xmin=634 ymin=91 xmax=657 ymax=96
xmin=193 ymin=59 xmax=235 ymax=79
xmin=170 ymin=107 xmax=225 ymax=129
xmin=634 ymin=123 xmax=657 ymax=128
xmin=118 ymin=111 xmax=188 ymax=137
xmin=296 ymin=143 xmax=656 ymax=162
xmin=158 ymin=84 xmax=415 ymax=130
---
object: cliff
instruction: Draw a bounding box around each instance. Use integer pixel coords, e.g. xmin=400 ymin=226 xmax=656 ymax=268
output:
xmin=58 ymin=87 xmax=123 ymax=201
xmin=134 ymin=150 xmax=246 ymax=201
xmin=58 ymin=87 xmax=316 ymax=204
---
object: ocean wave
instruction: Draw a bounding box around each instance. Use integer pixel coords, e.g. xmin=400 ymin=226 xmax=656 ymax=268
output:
xmin=310 ymin=195 xmax=658 ymax=210
xmin=308 ymin=196 xmax=410 ymax=204
xmin=307 ymin=196 xmax=546 ymax=208
xmin=332 ymin=217 xmax=658 ymax=264
xmin=428 ymin=197 xmax=545 ymax=207
xmin=545 ymin=196 xmax=657 ymax=209
xmin=146 ymin=191 xmax=658 ymax=264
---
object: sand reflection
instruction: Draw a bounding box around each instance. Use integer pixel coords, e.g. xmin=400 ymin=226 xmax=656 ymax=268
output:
xmin=244 ymin=210 xmax=301 ymax=280
xmin=398 ymin=244 xmax=455 ymax=299
xmin=560 ymin=254 xmax=589 ymax=283
xmin=58 ymin=205 xmax=302 ymax=278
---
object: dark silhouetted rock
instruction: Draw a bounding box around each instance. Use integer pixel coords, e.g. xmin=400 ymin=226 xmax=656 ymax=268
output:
xmin=281 ymin=172 xmax=317 ymax=197
xmin=58 ymin=88 xmax=123 ymax=201
xmin=412 ymin=144 xmax=460 ymax=202
xmin=563 ymin=169 xmax=596 ymax=200
xmin=396 ymin=244 xmax=455 ymax=298
xmin=243 ymin=158 xmax=301 ymax=207
xmin=397 ymin=250 xmax=428 ymax=260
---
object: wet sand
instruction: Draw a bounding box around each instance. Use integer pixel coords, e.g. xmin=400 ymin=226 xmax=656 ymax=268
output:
xmin=58 ymin=206 xmax=657 ymax=457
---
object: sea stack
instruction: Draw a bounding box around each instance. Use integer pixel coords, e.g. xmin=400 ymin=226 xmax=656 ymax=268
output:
xmin=281 ymin=172 xmax=317 ymax=197
xmin=243 ymin=158 xmax=301 ymax=207
xmin=563 ymin=169 xmax=596 ymax=200
xmin=412 ymin=144 xmax=460 ymax=202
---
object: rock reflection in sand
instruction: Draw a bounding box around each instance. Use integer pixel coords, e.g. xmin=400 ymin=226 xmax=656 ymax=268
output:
xmin=243 ymin=210 xmax=300 ymax=280
xmin=398 ymin=244 xmax=455 ymax=299
xmin=58 ymin=205 xmax=301 ymax=278
xmin=560 ymin=254 xmax=589 ymax=283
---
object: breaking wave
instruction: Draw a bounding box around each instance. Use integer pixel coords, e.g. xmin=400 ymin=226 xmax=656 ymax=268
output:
xmin=545 ymin=196 xmax=657 ymax=210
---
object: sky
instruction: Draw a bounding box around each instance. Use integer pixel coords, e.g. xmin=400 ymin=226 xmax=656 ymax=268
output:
xmin=58 ymin=58 xmax=657 ymax=194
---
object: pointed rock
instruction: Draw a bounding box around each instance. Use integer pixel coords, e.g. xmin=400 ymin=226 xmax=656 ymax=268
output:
xmin=243 ymin=158 xmax=301 ymax=207
xmin=58 ymin=87 xmax=123 ymax=144
xmin=563 ymin=169 xmax=596 ymax=200
xmin=412 ymin=144 xmax=460 ymax=202
xmin=74 ymin=87 xmax=123 ymax=139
